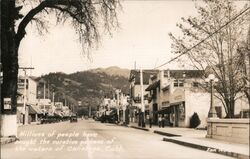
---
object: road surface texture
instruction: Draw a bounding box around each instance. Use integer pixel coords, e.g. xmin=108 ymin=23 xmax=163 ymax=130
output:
xmin=1 ymin=119 xmax=235 ymax=159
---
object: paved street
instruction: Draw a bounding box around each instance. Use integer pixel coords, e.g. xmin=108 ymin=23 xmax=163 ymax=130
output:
xmin=1 ymin=119 xmax=235 ymax=159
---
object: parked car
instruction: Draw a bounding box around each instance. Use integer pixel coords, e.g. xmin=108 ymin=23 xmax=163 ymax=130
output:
xmin=70 ymin=116 xmax=78 ymax=123
xmin=100 ymin=110 xmax=117 ymax=123
xmin=41 ymin=116 xmax=59 ymax=124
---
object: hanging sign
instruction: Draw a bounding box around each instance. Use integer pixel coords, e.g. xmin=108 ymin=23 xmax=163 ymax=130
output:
xmin=4 ymin=98 xmax=11 ymax=109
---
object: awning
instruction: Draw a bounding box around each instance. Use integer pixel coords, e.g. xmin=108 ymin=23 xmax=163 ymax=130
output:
xmin=170 ymin=101 xmax=184 ymax=106
xmin=29 ymin=105 xmax=43 ymax=115
xmin=162 ymin=85 xmax=170 ymax=92
xmin=17 ymin=90 xmax=23 ymax=97
xmin=145 ymin=80 xmax=160 ymax=91
xmin=157 ymin=107 xmax=172 ymax=114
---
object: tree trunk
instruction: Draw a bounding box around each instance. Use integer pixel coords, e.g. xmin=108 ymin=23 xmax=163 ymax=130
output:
xmin=229 ymin=99 xmax=235 ymax=118
xmin=1 ymin=0 xmax=19 ymax=137
xmin=225 ymin=99 xmax=235 ymax=118
xmin=1 ymin=0 xmax=18 ymax=115
xmin=245 ymin=90 xmax=250 ymax=110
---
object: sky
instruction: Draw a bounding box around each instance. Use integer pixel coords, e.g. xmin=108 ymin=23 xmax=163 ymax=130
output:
xmin=18 ymin=0 xmax=248 ymax=76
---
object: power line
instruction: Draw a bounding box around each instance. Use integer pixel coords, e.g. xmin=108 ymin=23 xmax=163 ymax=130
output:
xmin=154 ymin=6 xmax=250 ymax=69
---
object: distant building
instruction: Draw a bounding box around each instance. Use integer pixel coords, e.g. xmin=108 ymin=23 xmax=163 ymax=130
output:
xmin=17 ymin=76 xmax=37 ymax=105
xmin=128 ymin=69 xmax=158 ymax=123
xmin=36 ymin=98 xmax=52 ymax=115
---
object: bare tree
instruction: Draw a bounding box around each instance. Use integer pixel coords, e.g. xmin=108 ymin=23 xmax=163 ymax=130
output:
xmin=169 ymin=0 xmax=250 ymax=118
xmin=1 ymin=0 xmax=120 ymax=115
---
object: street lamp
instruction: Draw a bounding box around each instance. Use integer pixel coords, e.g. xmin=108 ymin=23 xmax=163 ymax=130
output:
xmin=205 ymin=74 xmax=219 ymax=118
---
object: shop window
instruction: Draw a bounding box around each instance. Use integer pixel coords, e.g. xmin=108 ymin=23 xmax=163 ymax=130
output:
xmin=179 ymin=80 xmax=184 ymax=87
xmin=174 ymin=79 xmax=184 ymax=87
xmin=174 ymin=80 xmax=178 ymax=87
xmin=193 ymin=82 xmax=199 ymax=87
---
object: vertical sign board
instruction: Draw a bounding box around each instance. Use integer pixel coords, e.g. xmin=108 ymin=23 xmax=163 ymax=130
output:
xmin=78 ymin=101 xmax=82 ymax=106
xmin=4 ymin=98 xmax=11 ymax=109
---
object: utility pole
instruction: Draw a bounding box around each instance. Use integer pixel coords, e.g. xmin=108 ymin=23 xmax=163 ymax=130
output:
xmin=52 ymin=92 xmax=55 ymax=113
xmin=52 ymin=92 xmax=55 ymax=105
xmin=48 ymin=82 xmax=50 ymax=99
xmin=19 ymin=67 xmax=34 ymax=125
xmin=140 ymin=68 xmax=145 ymax=127
xmin=116 ymin=89 xmax=120 ymax=123
xmin=121 ymin=93 xmax=124 ymax=124
xmin=89 ymin=105 xmax=91 ymax=117
xmin=43 ymin=81 xmax=46 ymax=115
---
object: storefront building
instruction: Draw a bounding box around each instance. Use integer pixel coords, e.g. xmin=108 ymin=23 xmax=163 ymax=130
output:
xmin=17 ymin=76 xmax=40 ymax=124
xmin=146 ymin=69 xmax=212 ymax=128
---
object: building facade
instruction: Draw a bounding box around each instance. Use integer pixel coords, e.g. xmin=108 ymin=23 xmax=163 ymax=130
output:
xmin=128 ymin=70 xmax=158 ymax=123
xmin=145 ymin=69 xmax=249 ymax=128
xmin=17 ymin=76 xmax=41 ymax=124
xmin=145 ymin=69 xmax=213 ymax=127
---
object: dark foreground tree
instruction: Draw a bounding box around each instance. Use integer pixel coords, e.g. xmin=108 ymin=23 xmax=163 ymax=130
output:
xmin=169 ymin=0 xmax=250 ymax=118
xmin=1 ymin=0 xmax=120 ymax=136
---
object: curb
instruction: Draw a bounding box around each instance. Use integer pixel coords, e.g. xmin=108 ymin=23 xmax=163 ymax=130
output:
xmin=129 ymin=125 xmax=149 ymax=131
xmin=163 ymin=137 xmax=249 ymax=159
xmin=1 ymin=137 xmax=19 ymax=145
xmin=18 ymin=122 xmax=41 ymax=127
xmin=154 ymin=130 xmax=181 ymax=137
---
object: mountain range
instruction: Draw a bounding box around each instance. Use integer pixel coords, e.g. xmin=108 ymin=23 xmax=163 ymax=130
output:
xmin=36 ymin=66 xmax=131 ymax=115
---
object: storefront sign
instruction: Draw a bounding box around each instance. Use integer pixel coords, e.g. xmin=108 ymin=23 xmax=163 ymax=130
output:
xmin=174 ymin=95 xmax=182 ymax=101
xmin=4 ymin=98 xmax=11 ymax=109
xmin=170 ymin=88 xmax=185 ymax=104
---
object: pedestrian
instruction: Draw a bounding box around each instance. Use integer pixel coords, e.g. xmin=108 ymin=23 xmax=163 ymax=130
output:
xmin=161 ymin=115 xmax=165 ymax=128
xmin=158 ymin=115 xmax=162 ymax=128
xmin=149 ymin=117 xmax=152 ymax=128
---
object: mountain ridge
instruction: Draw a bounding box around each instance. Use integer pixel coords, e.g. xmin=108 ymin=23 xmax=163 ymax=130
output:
xmin=36 ymin=66 xmax=131 ymax=116
xmin=88 ymin=66 xmax=130 ymax=78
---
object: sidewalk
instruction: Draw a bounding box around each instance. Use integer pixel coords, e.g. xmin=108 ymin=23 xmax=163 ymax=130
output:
xmin=128 ymin=122 xmax=249 ymax=159
xmin=17 ymin=121 xmax=41 ymax=127
xmin=0 ymin=136 xmax=18 ymax=145
xmin=1 ymin=121 xmax=41 ymax=145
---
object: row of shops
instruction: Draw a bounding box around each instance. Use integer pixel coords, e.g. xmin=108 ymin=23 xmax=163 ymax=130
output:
xmin=16 ymin=103 xmax=74 ymax=124
xmin=128 ymin=69 xmax=249 ymax=128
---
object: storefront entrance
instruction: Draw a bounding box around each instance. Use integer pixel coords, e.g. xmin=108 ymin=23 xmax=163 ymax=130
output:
xmin=171 ymin=102 xmax=185 ymax=127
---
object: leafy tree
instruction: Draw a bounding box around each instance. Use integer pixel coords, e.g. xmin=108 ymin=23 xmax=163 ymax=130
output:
xmin=169 ymin=0 xmax=250 ymax=118
xmin=1 ymin=0 xmax=120 ymax=115
xmin=236 ymin=25 xmax=250 ymax=107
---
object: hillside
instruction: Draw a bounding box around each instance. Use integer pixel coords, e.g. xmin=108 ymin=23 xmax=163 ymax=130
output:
xmin=36 ymin=67 xmax=130 ymax=115
xmin=89 ymin=66 xmax=130 ymax=78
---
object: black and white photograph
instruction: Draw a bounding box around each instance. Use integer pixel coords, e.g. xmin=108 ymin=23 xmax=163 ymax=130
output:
xmin=1 ymin=0 xmax=249 ymax=159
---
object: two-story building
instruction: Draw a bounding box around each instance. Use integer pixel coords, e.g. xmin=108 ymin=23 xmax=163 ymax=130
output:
xmin=128 ymin=69 xmax=158 ymax=123
xmin=145 ymin=69 xmax=213 ymax=127
xmin=17 ymin=76 xmax=42 ymax=124
xmin=145 ymin=69 xmax=249 ymax=128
